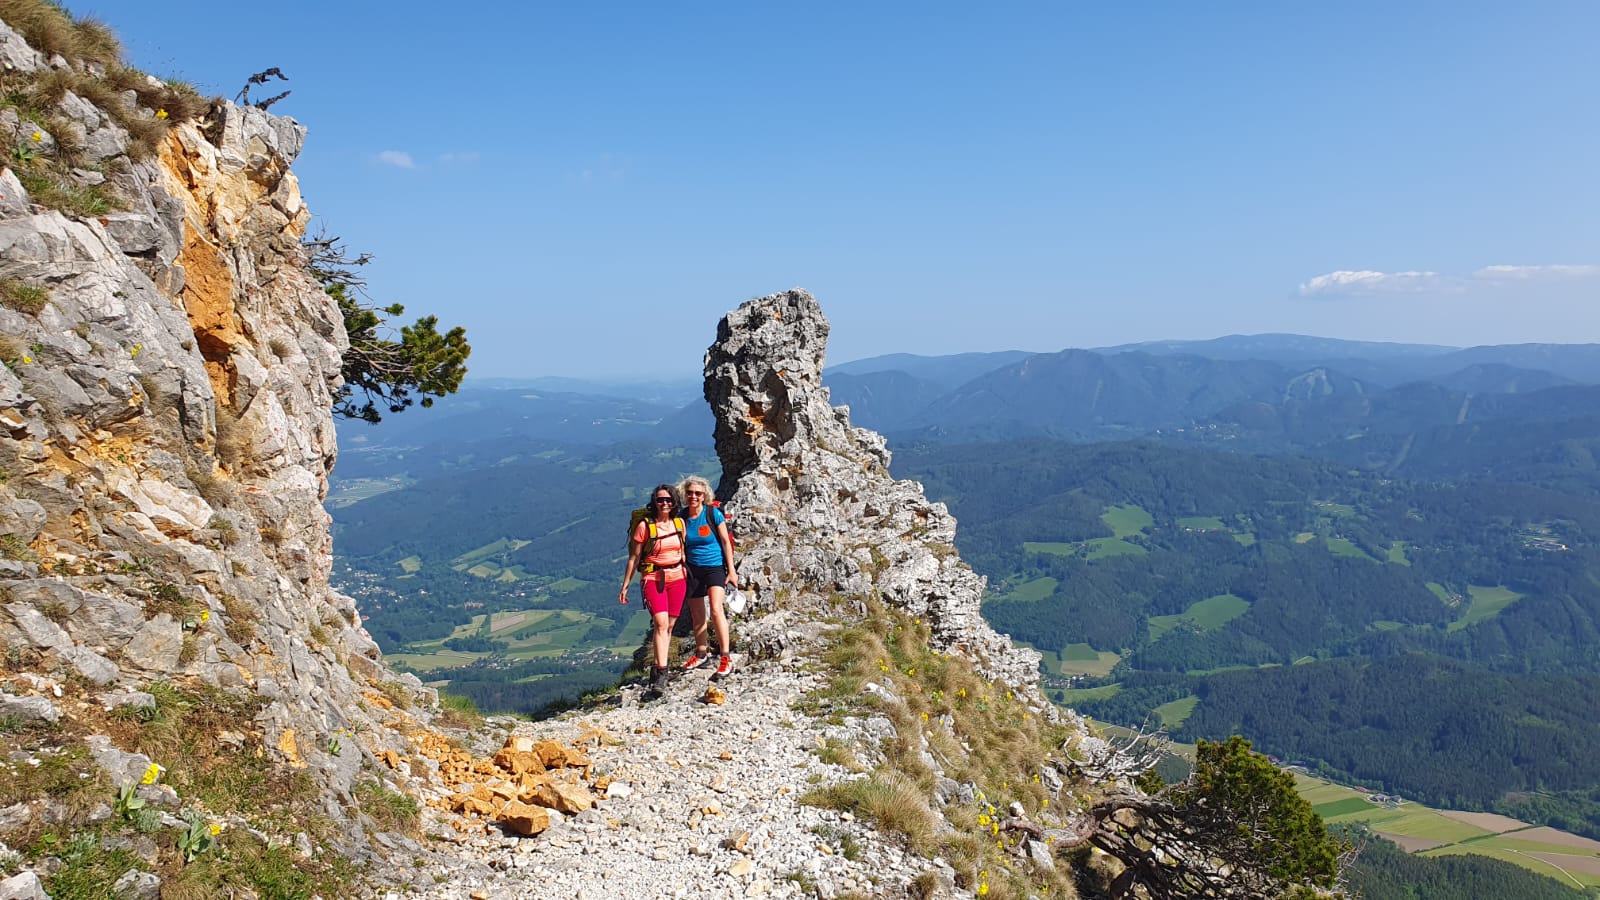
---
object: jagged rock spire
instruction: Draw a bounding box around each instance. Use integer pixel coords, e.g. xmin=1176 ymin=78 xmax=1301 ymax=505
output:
xmin=704 ymin=289 xmax=1040 ymax=685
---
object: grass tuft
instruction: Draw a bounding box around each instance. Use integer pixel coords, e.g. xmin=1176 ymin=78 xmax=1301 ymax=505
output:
xmin=0 ymin=278 xmax=50 ymax=314
xmin=353 ymin=780 xmax=421 ymax=836
xmin=437 ymin=691 xmax=484 ymax=730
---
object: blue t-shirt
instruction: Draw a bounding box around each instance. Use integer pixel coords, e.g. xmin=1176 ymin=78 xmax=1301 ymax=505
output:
xmin=683 ymin=506 xmax=726 ymax=567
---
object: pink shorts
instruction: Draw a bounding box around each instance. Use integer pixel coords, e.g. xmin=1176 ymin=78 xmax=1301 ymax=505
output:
xmin=643 ymin=576 xmax=686 ymax=617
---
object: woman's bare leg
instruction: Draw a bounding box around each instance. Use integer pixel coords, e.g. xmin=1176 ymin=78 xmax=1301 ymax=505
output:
xmin=707 ymin=586 xmax=730 ymax=655
xmin=688 ymin=596 xmax=710 ymax=656
xmin=652 ymin=612 xmax=672 ymax=669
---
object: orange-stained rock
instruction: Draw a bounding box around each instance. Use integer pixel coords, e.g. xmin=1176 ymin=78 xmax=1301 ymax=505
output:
xmin=533 ymin=740 xmax=590 ymax=769
xmin=493 ymin=748 xmax=545 ymax=775
xmin=502 ymin=735 xmax=537 ymax=754
xmin=533 ymin=781 xmax=595 ymax=814
xmin=276 ymin=728 xmax=305 ymax=767
xmin=499 ymin=801 xmax=550 ymax=836
xmin=449 ymin=792 xmax=498 ymax=817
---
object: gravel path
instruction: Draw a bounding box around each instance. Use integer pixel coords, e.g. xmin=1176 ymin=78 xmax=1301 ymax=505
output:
xmin=386 ymin=660 xmax=962 ymax=900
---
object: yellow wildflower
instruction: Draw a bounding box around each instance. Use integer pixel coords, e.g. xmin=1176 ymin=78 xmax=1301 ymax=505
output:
xmin=30 ymin=131 xmax=41 ymax=142
xmin=155 ymin=109 xmax=169 ymax=120
xmin=199 ymin=610 xmax=210 ymax=622
xmin=208 ymin=823 xmax=221 ymax=835
xmin=140 ymin=763 xmax=162 ymax=785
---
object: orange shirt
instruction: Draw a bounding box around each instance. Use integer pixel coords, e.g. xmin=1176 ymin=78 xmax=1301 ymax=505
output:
xmin=633 ymin=519 xmax=686 ymax=581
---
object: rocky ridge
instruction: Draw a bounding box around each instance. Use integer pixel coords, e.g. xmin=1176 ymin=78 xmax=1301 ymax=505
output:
xmin=0 ymin=11 xmax=1154 ymax=900
xmin=703 ymin=290 xmax=1042 ymax=690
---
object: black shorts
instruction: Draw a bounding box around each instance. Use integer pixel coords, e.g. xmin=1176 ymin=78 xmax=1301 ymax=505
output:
xmin=685 ymin=564 xmax=727 ymax=599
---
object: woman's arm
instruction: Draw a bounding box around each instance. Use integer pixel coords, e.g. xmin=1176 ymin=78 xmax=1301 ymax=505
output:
xmin=716 ymin=521 xmax=737 ymax=586
xmin=619 ymin=533 xmax=643 ymax=604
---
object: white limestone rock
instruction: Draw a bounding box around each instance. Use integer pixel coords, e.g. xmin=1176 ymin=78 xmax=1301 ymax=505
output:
xmin=703 ymin=289 xmax=1041 ymax=687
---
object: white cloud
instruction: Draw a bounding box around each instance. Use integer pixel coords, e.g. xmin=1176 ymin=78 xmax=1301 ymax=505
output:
xmin=376 ymin=150 xmax=415 ymax=169
xmin=1299 ymin=264 xmax=1600 ymax=298
xmin=1297 ymin=270 xmax=1446 ymax=296
xmin=1471 ymin=264 xmax=1600 ymax=281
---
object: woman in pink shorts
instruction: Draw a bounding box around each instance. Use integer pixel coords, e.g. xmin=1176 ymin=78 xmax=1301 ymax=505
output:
xmin=618 ymin=484 xmax=687 ymax=694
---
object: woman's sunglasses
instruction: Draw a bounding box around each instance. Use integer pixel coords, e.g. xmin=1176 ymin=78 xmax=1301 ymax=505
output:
xmin=653 ymin=496 xmax=674 ymax=504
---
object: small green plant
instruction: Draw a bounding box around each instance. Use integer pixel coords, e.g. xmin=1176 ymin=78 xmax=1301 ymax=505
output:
xmin=113 ymin=782 xmax=146 ymax=819
xmin=207 ymin=514 xmax=238 ymax=545
xmin=353 ymin=780 xmax=420 ymax=835
xmin=0 ymin=278 xmax=49 ymax=315
xmin=176 ymin=808 xmax=220 ymax=862
xmin=375 ymin=680 xmax=411 ymax=710
xmin=42 ymin=832 xmax=143 ymax=899
xmin=0 ymin=534 xmax=33 ymax=561
xmin=437 ymin=691 xmax=483 ymax=729
xmin=11 ymin=167 xmax=121 ymax=216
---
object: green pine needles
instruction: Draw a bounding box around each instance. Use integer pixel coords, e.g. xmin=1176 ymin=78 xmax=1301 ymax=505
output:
xmin=304 ymin=234 xmax=470 ymax=423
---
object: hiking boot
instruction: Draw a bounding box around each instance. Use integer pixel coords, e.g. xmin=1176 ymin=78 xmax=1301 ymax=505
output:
xmin=682 ymin=651 xmax=710 ymax=671
xmin=710 ymin=654 xmax=734 ymax=681
xmin=649 ymin=666 xmax=669 ymax=694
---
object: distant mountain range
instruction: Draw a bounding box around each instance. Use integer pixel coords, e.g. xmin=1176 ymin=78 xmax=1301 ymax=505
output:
xmin=339 ymin=334 xmax=1600 ymax=490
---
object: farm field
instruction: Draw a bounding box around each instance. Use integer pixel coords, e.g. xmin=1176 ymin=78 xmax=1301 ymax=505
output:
xmin=1024 ymin=640 xmax=1121 ymax=678
xmin=1147 ymin=594 xmax=1250 ymax=641
xmin=1448 ymin=584 xmax=1525 ymax=632
xmin=1325 ymin=536 xmax=1374 ymax=561
xmin=1022 ymin=541 xmax=1076 ymax=557
xmin=994 ymin=579 xmax=1060 ymax=606
xmin=326 ymin=475 xmax=412 ymax=507
xmin=1294 ymin=774 xmax=1600 ymax=889
xmin=1059 ymin=683 xmax=1121 ymax=704
xmin=1084 ymin=537 xmax=1146 ymax=560
xmin=1386 ymin=541 xmax=1410 ymax=565
xmin=1152 ymin=695 xmax=1198 ymax=727
xmin=396 ymin=607 xmax=631 ymax=675
xmin=1101 ymin=504 xmax=1153 ymax=538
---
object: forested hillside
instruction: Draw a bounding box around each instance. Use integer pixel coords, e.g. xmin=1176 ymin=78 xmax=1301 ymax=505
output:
xmin=892 ymin=438 xmax=1600 ymax=839
xmin=329 ymin=344 xmax=1600 ymax=892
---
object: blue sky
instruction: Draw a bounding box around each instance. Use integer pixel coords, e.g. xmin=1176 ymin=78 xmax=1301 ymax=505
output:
xmin=77 ymin=1 xmax=1600 ymax=378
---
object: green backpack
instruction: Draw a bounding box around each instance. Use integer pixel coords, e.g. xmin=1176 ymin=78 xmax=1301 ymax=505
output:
xmin=627 ymin=507 xmax=685 ymax=573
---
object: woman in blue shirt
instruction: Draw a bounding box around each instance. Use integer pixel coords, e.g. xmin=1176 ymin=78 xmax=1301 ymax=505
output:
xmin=677 ymin=475 xmax=738 ymax=680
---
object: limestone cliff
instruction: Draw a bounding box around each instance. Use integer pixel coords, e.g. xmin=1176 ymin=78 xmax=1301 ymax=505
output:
xmin=0 ymin=12 xmax=434 ymax=890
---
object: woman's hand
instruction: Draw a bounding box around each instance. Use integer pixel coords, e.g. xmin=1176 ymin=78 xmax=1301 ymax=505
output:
xmin=726 ymin=569 xmax=738 ymax=586
xmin=618 ymin=587 xmax=629 ymax=605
